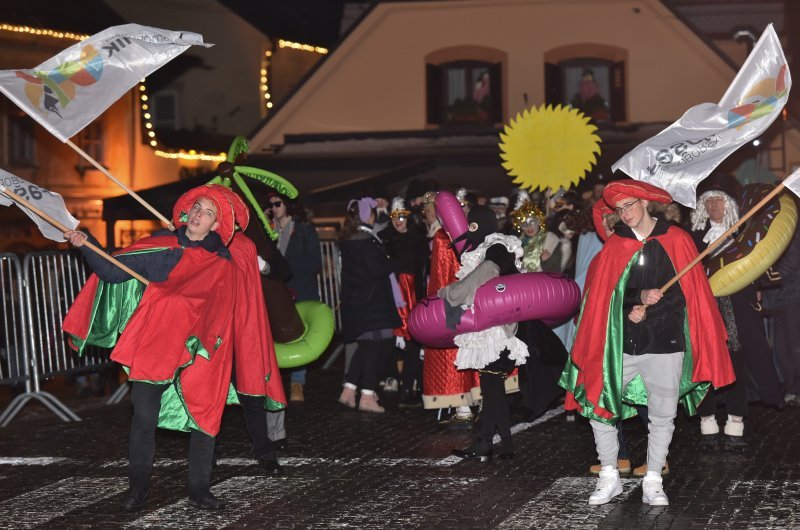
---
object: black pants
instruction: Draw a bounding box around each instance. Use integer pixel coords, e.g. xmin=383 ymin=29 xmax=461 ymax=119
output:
xmin=401 ymin=339 xmax=422 ymax=394
xmin=236 ymin=393 xmax=276 ymax=461
xmin=698 ymin=346 xmax=749 ymax=418
xmin=478 ymin=349 xmax=517 ymax=453
xmin=345 ymin=338 xmax=392 ymax=391
xmin=478 ymin=371 xmax=513 ymax=453
xmin=128 ymin=382 xmax=216 ymax=494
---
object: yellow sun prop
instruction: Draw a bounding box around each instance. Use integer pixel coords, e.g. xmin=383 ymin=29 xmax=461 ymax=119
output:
xmin=499 ymin=104 xmax=602 ymax=192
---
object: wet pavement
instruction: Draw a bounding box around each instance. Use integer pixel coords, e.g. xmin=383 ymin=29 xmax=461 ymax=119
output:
xmin=0 ymin=362 xmax=798 ymax=529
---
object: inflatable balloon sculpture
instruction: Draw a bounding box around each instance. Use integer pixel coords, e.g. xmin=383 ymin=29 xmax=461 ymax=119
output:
xmin=408 ymin=191 xmax=582 ymax=348
xmin=210 ymin=136 xmax=334 ymax=368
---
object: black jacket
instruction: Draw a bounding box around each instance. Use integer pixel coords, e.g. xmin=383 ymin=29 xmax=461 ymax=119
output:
xmin=339 ymin=229 xmax=402 ymax=342
xmin=615 ymin=219 xmax=686 ymax=355
xmin=379 ymin=224 xmax=429 ymax=300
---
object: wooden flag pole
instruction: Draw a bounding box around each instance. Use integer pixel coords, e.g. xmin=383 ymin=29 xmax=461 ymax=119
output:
xmin=65 ymin=139 xmax=173 ymax=229
xmin=657 ymin=181 xmax=787 ymax=295
xmin=0 ymin=187 xmax=150 ymax=285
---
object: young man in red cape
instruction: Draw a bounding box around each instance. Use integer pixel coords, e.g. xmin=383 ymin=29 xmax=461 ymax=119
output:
xmin=559 ymin=179 xmax=734 ymax=506
xmin=62 ymin=184 xmax=285 ymax=512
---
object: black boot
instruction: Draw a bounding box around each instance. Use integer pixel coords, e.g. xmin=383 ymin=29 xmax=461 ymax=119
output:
xmin=188 ymin=431 xmax=223 ymax=510
xmin=188 ymin=489 xmax=226 ymax=510
xmin=698 ymin=433 xmax=719 ymax=452
xmin=120 ymin=488 xmax=148 ymax=512
xmin=723 ymin=434 xmax=748 ymax=452
xmin=398 ymin=389 xmax=422 ymax=408
xmin=498 ymin=438 xmax=515 ymax=460
xmin=451 ymin=439 xmax=493 ymax=462
xmin=258 ymin=457 xmax=285 ymax=476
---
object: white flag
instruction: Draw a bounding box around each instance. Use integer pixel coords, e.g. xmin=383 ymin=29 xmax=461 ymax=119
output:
xmin=612 ymin=24 xmax=790 ymax=207
xmin=782 ymin=166 xmax=800 ymax=198
xmin=0 ymin=169 xmax=79 ymax=242
xmin=0 ymin=24 xmax=212 ymax=142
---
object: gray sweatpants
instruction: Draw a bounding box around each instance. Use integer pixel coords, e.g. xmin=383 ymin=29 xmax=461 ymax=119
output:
xmin=590 ymin=352 xmax=684 ymax=475
xmin=267 ymin=410 xmax=286 ymax=441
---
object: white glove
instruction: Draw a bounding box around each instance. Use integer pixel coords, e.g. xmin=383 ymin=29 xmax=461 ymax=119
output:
xmin=395 ymin=336 xmax=406 ymax=350
xmin=419 ymin=348 xmax=424 ymax=361
xmin=257 ymin=255 xmax=270 ymax=275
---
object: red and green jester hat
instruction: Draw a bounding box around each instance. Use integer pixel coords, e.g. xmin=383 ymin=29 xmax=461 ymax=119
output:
xmin=559 ymin=179 xmax=735 ymax=424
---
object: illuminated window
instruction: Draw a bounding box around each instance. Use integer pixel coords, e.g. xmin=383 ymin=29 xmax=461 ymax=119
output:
xmin=545 ymin=57 xmax=626 ymax=122
xmin=427 ymin=60 xmax=502 ymax=126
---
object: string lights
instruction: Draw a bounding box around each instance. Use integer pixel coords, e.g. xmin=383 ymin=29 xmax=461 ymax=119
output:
xmin=278 ymin=39 xmax=328 ymax=54
xmin=0 ymin=23 xmax=88 ymax=41
xmin=260 ymin=49 xmax=273 ymax=116
xmin=261 ymin=40 xmax=327 ymax=117
xmin=138 ymin=80 xmax=226 ymax=162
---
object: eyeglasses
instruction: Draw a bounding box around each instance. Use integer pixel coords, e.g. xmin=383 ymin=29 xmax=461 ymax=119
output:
xmin=269 ymin=201 xmax=283 ymax=209
xmin=613 ymin=199 xmax=640 ymax=215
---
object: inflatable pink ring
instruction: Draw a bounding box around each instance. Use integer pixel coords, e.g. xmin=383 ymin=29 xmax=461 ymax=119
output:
xmin=408 ymin=272 xmax=581 ymax=348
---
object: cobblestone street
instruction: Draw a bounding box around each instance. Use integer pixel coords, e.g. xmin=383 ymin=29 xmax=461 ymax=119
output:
xmin=0 ymin=364 xmax=798 ymax=529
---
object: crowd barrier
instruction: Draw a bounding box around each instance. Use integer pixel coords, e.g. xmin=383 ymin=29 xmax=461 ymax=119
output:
xmin=0 ymin=243 xmax=344 ymax=427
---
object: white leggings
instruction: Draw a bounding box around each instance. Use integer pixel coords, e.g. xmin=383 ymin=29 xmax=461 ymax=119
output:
xmin=590 ymin=352 xmax=684 ymax=475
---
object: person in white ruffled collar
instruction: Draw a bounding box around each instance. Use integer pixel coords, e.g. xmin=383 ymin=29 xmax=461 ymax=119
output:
xmin=440 ymin=205 xmax=528 ymax=461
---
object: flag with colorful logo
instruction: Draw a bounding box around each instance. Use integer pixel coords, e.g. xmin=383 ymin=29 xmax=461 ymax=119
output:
xmin=612 ymin=24 xmax=790 ymax=207
xmin=0 ymin=24 xmax=212 ymax=142
xmin=0 ymin=169 xmax=79 ymax=242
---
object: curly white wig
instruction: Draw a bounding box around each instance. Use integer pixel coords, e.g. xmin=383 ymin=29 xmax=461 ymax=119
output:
xmin=690 ymin=190 xmax=739 ymax=231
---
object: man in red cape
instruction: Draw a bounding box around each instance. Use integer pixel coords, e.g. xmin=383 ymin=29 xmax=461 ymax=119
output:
xmin=559 ymin=179 xmax=734 ymax=507
xmin=63 ymin=184 xmax=285 ymax=512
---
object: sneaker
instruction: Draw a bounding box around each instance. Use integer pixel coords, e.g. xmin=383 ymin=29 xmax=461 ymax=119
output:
xmin=589 ymin=459 xmax=631 ymax=476
xmin=642 ymin=473 xmax=669 ymax=506
xmin=588 ymin=466 xmax=623 ymax=505
xmin=383 ymin=377 xmax=399 ymax=392
xmin=357 ymin=393 xmax=385 ymax=413
xmin=290 ymin=383 xmax=305 ymax=402
xmin=633 ymin=461 xmax=670 ymax=477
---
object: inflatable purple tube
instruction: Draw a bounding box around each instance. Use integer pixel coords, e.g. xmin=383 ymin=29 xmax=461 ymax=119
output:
xmin=434 ymin=191 xmax=469 ymax=255
xmin=408 ymin=272 xmax=581 ymax=348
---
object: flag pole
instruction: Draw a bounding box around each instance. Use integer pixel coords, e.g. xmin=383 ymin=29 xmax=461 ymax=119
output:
xmin=65 ymin=139 xmax=173 ymax=229
xmin=658 ymin=181 xmax=787 ymax=295
xmin=0 ymin=187 xmax=150 ymax=285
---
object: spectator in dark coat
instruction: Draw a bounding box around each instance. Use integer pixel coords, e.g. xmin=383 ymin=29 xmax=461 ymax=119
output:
xmin=268 ymin=192 xmax=322 ymax=403
xmin=337 ymin=197 xmax=402 ymax=413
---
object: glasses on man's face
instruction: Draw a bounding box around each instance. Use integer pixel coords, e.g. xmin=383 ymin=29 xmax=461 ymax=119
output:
xmin=269 ymin=201 xmax=283 ymax=209
xmin=613 ymin=199 xmax=641 ymax=215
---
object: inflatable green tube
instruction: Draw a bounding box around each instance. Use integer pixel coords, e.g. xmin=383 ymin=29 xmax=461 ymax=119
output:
xmin=275 ymin=301 xmax=335 ymax=369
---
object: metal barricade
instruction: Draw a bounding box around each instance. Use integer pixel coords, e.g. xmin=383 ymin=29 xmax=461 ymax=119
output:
xmin=0 ymin=253 xmax=32 ymax=426
xmin=0 ymin=251 xmax=114 ymax=426
xmin=317 ymin=240 xmax=342 ymax=331
xmin=317 ymin=240 xmax=345 ymax=369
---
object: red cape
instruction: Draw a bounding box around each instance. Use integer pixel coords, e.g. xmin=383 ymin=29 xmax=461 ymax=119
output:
xmin=228 ymin=233 xmax=286 ymax=409
xmin=561 ymin=225 xmax=735 ymax=422
xmin=63 ymin=234 xmax=237 ymax=436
